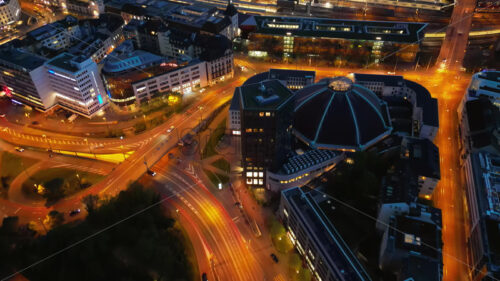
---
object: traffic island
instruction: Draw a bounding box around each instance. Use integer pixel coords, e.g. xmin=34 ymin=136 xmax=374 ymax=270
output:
xmin=20 ymin=168 xmax=105 ymax=206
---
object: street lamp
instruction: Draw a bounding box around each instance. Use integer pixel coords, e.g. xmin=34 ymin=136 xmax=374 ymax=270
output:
xmin=84 ymin=138 xmax=96 ymax=159
xmin=42 ymin=134 xmax=52 ymax=152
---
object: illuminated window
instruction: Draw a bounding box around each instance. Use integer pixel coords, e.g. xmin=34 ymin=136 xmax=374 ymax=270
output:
xmin=245 ymin=128 xmax=252 ymax=133
xmin=246 ymin=172 xmax=253 ymax=177
xmin=258 ymin=172 xmax=264 ymax=178
xmin=246 ymin=178 xmax=252 ymax=184
xmin=253 ymin=179 xmax=258 ymax=184
xmin=265 ymin=112 xmax=271 ymax=117
xmin=259 ymin=112 xmax=265 ymax=117
xmin=258 ymin=179 xmax=263 ymax=185
xmin=253 ymin=172 xmax=258 ymax=177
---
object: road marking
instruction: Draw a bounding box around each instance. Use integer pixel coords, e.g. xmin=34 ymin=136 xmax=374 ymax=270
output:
xmin=14 ymin=207 xmax=21 ymax=214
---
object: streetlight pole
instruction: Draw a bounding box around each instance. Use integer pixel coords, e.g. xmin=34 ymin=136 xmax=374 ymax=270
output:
xmin=84 ymin=138 xmax=96 ymax=160
xmin=42 ymin=134 xmax=52 ymax=152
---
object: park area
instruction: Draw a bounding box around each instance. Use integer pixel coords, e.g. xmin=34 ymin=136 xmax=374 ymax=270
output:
xmin=21 ymin=168 xmax=104 ymax=204
xmin=0 ymin=151 xmax=38 ymax=197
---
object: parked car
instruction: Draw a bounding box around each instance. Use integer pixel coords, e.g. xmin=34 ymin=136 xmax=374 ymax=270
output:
xmin=270 ymin=253 xmax=279 ymax=263
xmin=69 ymin=209 xmax=81 ymax=216
xmin=147 ymin=169 xmax=156 ymax=177
xmin=14 ymin=147 xmax=24 ymax=152
xmin=167 ymin=126 xmax=175 ymax=133
xmin=201 ymin=273 xmax=208 ymax=281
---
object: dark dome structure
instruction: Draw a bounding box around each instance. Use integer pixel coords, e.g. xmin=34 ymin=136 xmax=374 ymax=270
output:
xmin=293 ymin=76 xmax=392 ymax=151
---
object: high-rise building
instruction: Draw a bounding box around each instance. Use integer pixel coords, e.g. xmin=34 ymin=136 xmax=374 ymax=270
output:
xmin=45 ymin=53 xmax=107 ymax=117
xmin=238 ymin=79 xmax=295 ymax=188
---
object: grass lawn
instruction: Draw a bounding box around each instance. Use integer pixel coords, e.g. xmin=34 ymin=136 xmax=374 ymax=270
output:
xmin=202 ymin=118 xmax=226 ymax=159
xmin=22 ymin=168 xmax=104 ymax=204
xmin=0 ymin=151 xmax=38 ymax=191
xmin=211 ymin=158 xmax=230 ymax=174
xmin=203 ymin=169 xmax=229 ymax=187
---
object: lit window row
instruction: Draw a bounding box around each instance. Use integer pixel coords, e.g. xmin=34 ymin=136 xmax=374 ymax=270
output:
xmin=246 ymin=171 xmax=264 ymax=178
xmin=280 ymin=173 xmax=309 ymax=184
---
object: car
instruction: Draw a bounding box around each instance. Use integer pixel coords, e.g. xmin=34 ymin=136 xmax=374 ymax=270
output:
xmin=199 ymin=88 xmax=206 ymax=93
xmin=147 ymin=169 xmax=156 ymax=177
xmin=69 ymin=209 xmax=81 ymax=216
xmin=167 ymin=126 xmax=175 ymax=133
xmin=201 ymin=273 xmax=208 ymax=281
xmin=14 ymin=147 xmax=24 ymax=152
xmin=270 ymin=253 xmax=279 ymax=263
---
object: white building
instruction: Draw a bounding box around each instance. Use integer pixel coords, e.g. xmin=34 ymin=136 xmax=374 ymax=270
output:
xmin=45 ymin=53 xmax=107 ymax=118
xmin=132 ymin=60 xmax=207 ymax=104
xmin=0 ymin=0 xmax=20 ymax=30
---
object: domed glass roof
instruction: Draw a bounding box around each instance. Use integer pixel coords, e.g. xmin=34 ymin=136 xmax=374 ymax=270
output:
xmin=293 ymin=76 xmax=392 ymax=151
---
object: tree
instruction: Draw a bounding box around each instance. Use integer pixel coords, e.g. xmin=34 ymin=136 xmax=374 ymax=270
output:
xmin=44 ymin=210 xmax=65 ymax=229
xmin=82 ymin=194 xmax=99 ymax=214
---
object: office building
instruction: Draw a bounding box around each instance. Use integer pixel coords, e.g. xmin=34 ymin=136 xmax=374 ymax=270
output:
xmin=379 ymin=206 xmax=443 ymax=280
xmin=293 ymin=76 xmax=392 ymax=152
xmin=464 ymin=152 xmax=500 ymax=281
xmin=0 ymin=0 xmax=20 ymax=29
xmin=239 ymin=79 xmax=295 ymax=188
xmin=459 ymin=97 xmax=500 ymax=156
xmin=353 ymin=73 xmax=439 ymax=141
xmin=0 ymin=48 xmax=53 ymax=110
xmin=102 ymin=40 xmax=209 ymax=108
xmin=45 ymin=53 xmax=107 ymax=117
xmin=400 ymin=136 xmax=440 ymax=196
xmin=242 ymin=16 xmax=427 ymax=64
xmin=279 ymin=187 xmax=372 ymax=281
xmin=463 ymin=70 xmax=500 ymax=107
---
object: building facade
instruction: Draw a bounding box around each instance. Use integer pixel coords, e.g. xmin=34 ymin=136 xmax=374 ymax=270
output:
xmin=0 ymin=48 xmax=53 ymax=110
xmin=279 ymin=187 xmax=372 ymax=281
xmin=0 ymin=0 xmax=20 ymax=29
xmin=242 ymin=16 xmax=427 ymax=65
xmin=45 ymin=53 xmax=108 ymax=117
xmin=239 ymin=80 xmax=295 ymax=188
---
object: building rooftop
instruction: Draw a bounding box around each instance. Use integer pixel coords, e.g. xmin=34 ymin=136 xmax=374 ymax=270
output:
xmin=46 ymin=53 xmax=88 ymax=73
xmin=27 ymin=16 xmax=79 ymax=41
xmin=278 ymin=149 xmax=340 ymax=175
xmin=293 ymin=76 xmax=392 ymax=151
xmin=102 ymin=40 xmax=164 ymax=74
xmin=465 ymin=98 xmax=500 ymax=151
xmin=398 ymin=254 xmax=441 ymax=281
xmin=405 ymin=80 xmax=438 ymax=128
xmin=238 ymin=79 xmax=294 ymax=110
xmin=282 ymin=187 xmax=372 ymax=281
xmin=353 ymin=73 xmax=405 ymax=87
xmin=391 ymin=213 xmax=442 ymax=259
xmin=471 ymin=153 xmax=500 ymax=220
xmin=243 ymin=69 xmax=316 ymax=89
xmin=380 ymin=163 xmax=419 ymax=204
xmin=246 ymin=16 xmax=427 ymax=44
xmin=0 ymin=48 xmax=47 ymax=70
xmin=401 ymin=136 xmax=440 ymax=179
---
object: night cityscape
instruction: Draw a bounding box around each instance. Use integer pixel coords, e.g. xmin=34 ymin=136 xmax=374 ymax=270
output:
xmin=0 ymin=0 xmax=498 ymax=279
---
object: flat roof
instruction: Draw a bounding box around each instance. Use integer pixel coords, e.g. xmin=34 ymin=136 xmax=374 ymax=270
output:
xmin=250 ymin=16 xmax=427 ymax=44
xmin=47 ymin=53 xmax=83 ymax=72
xmin=239 ymin=79 xmax=294 ymax=110
xmin=282 ymin=187 xmax=372 ymax=281
xmin=0 ymin=48 xmax=47 ymax=70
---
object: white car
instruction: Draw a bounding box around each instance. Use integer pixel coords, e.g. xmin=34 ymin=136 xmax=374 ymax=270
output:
xmin=15 ymin=147 xmax=24 ymax=152
xmin=167 ymin=126 xmax=175 ymax=133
